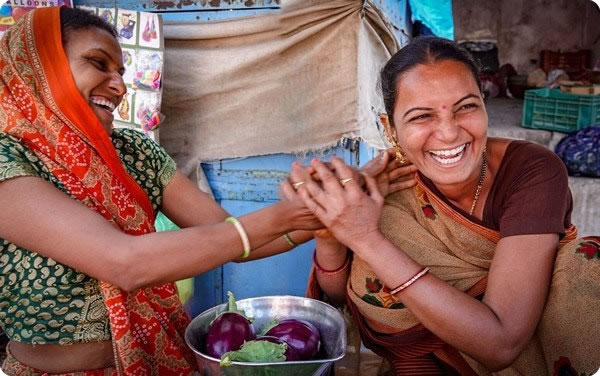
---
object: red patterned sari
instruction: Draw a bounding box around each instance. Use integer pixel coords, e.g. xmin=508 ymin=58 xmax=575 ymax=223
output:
xmin=0 ymin=7 xmax=196 ymax=374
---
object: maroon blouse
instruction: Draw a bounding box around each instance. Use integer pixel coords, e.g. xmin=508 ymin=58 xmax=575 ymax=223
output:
xmin=420 ymin=140 xmax=573 ymax=238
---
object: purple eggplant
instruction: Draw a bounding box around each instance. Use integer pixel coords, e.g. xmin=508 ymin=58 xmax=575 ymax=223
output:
xmin=255 ymin=335 xmax=301 ymax=361
xmin=205 ymin=291 xmax=255 ymax=358
xmin=263 ymin=319 xmax=321 ymax=360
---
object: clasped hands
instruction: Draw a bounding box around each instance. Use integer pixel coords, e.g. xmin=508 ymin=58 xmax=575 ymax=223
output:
xmin=280 ymin=149 xmax=417 ymax=250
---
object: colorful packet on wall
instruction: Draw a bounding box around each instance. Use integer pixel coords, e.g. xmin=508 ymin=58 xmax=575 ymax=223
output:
xmin=121 ymin=47 xmax=136 ymax=86
xmin=139 ymin=12 xmax=160 ymax=49
xmin=97 ymin=7 xmax=115 ymax=26
xmin=134 ymin=90 xmax=162 ymax=132
xmin=117 ymin=8 xmax=137 ymax=45
xmin=134 ymin=50 xmax=163 ymax=91
xmin=114 ymin=90 xmax=134 ymax=123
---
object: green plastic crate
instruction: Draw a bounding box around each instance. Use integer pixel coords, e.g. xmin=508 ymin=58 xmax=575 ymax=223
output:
xmin=521 ymin=88 xmax=600 ymax=133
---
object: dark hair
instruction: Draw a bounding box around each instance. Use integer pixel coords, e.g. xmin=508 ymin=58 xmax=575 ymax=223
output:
xmin=59 ymin=7 xmax=118 ymax=45
xmin=380 ymin=36 xmax=482 ymax=125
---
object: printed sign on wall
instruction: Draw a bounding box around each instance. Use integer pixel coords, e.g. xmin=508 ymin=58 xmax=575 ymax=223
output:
xmin=0 ymin=0 xmax=72 ymax=37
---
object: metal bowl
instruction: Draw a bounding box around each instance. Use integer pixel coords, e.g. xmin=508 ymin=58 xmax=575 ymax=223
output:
xmin=185 ymin=295 xmax=346 ymax=376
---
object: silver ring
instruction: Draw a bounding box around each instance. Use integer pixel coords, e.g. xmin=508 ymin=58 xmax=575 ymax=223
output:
xmin=339 ymin=177 xmax=354 ymax=187
xmin=292 ymin=181 xmax=305 ymax=190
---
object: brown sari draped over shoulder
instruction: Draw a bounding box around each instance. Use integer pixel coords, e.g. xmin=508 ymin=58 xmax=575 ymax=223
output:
xmin=308 ymin=175 xmax=600 ymax=375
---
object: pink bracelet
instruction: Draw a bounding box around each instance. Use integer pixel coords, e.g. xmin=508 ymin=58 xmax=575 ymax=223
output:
xmin=313 ymin=250 xmax=350 ymax=276
xmin=389 ymin=267 xmax=430 ymax=295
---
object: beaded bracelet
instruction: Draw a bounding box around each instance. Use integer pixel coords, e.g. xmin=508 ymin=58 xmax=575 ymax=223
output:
xmin=389 ymin=267 xmax=430 ymax=295
xmin=225 ymin=217 xmax=251 ymax=258
xmin=313 ymin=250 xmax=350 ymax=276
xmin=283 ymin=233 xmax=299 ymax=247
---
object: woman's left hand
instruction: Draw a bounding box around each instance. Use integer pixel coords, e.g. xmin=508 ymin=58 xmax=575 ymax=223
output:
xmin=359 ymin=148 xmax=418 ymax=197
xmin=291 ymin=157 xmax=385 ymax=251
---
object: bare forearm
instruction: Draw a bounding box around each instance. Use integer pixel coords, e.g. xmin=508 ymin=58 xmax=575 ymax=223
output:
xmin=355 ymin=236 xmax=521 ymax=369
xmin=246 ymin=230 xmax=314 ymax=261
xmin=0 ymin=178 xmax=315 ymax=292
xmin=314 ymin=238 xmax=349 ymax=305
xmin=125 ymin=202 xmax=296 ymax=289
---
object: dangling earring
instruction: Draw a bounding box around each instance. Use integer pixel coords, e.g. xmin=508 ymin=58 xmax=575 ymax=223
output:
xmin=380 ymin=113 xmax=408 ymax=164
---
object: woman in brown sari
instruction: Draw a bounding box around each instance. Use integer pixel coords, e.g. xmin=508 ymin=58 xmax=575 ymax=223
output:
xmin=289 ymin=36 xmax=600 ymax=375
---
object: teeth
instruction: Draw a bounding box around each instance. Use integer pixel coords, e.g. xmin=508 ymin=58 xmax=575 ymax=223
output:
xmin=429 ymin=143 xmax=467 ymax=157
xmin=431 ymin=153 xmax=463 ymax=165
xmin=429 ymin=143 xmax=468 ymax=165
xmin=90 ymin=97 xmax=115 ymax=111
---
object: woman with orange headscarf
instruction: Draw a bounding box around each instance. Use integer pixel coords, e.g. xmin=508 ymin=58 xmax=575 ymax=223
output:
xmin=0 ymin=6 xmax=362 ymax=374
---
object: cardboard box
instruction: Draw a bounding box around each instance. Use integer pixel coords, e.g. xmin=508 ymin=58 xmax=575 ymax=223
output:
xmin=560 ymin=84 xmax=600 ymax=95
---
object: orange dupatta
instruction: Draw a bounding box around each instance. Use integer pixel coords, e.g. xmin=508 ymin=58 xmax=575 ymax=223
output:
xmin=0 ymin=7 xmax=195 ymax=374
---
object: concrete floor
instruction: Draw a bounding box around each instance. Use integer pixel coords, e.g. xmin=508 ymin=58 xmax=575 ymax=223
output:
xmin=486 ymin=98 xmax=599 ymax=237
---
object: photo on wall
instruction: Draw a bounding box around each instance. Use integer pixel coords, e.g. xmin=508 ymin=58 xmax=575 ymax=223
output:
xmin=114 ymin=90 xmax=134 ymax=123
xmin=138 ymin=12 xmax=161 ymax=49
xmin=116 ymin=9 xmax=137 ymax=45
xmin=97 ymin=7 xmax=115 ymax=26
xmin=121 ymin=47 xmax=136 ymax=86
xmin=134 ymin=90 xmax=161 ymax=132
xmin=134 ymin=49 xmax=163 ymax=92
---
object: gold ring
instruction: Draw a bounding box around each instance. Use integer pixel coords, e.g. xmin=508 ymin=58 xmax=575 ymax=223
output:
xmin=339 ymin=177 xmax=354 ymax=187
xmin=292 ymin=181 xmax=305 ymax=190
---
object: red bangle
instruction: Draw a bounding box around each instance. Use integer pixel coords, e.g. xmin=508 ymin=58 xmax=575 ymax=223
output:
xmin=313 ymin=250 xmax=350 ymax=275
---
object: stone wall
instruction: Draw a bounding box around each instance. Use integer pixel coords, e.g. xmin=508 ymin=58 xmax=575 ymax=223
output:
xmin=453 ymin=0 xmax=600 ymax=74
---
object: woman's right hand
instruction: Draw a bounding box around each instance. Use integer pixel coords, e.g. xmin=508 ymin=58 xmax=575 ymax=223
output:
xmin=313 ymin=228 xmax=346 ymax=254
xmin=279 ymin=172 xmax=324 ymax=231
xmin=314 ymin=228 xmax=349 ymax=277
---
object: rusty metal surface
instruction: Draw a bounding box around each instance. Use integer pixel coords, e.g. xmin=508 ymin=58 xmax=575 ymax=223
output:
xmin=152 ymin=0 xmax=279 ymax=10
xmin=371 ymin=0 xmax=411 ymax=44
xmin=74 ymin=0 xmax=279 ymax=11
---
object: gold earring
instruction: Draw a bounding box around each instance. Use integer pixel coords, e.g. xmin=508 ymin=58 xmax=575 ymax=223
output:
xmin=380 ymin=113 xmax=408 ymax=164
xmin=394 ymin=147 xmax=407 ymax=165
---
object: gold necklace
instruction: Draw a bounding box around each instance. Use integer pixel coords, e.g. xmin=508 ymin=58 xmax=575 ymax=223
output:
xmin=469 ymin=148 xmax=487 ymax=216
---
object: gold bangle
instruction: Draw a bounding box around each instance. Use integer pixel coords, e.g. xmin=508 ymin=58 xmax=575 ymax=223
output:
xmin=389 ymin=267 xmax=429 ymax=295
xmin=283 ymin=233 xmax=299 ymax=247
xmin=225 ymin=217 xmax=251 ymax=258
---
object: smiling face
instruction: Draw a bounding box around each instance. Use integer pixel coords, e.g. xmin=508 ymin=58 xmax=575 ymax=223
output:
xmin=63 ymin=27 xmax=126 ymax=135
xmin=391 ymin=59 xmax=488 ymax=189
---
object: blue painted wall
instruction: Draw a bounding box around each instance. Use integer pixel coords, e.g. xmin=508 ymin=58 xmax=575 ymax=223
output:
xmin=75 ymin=0 xmax=410 ymax=316
xmin=196 ymin=146 xmax=359 ymax=315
